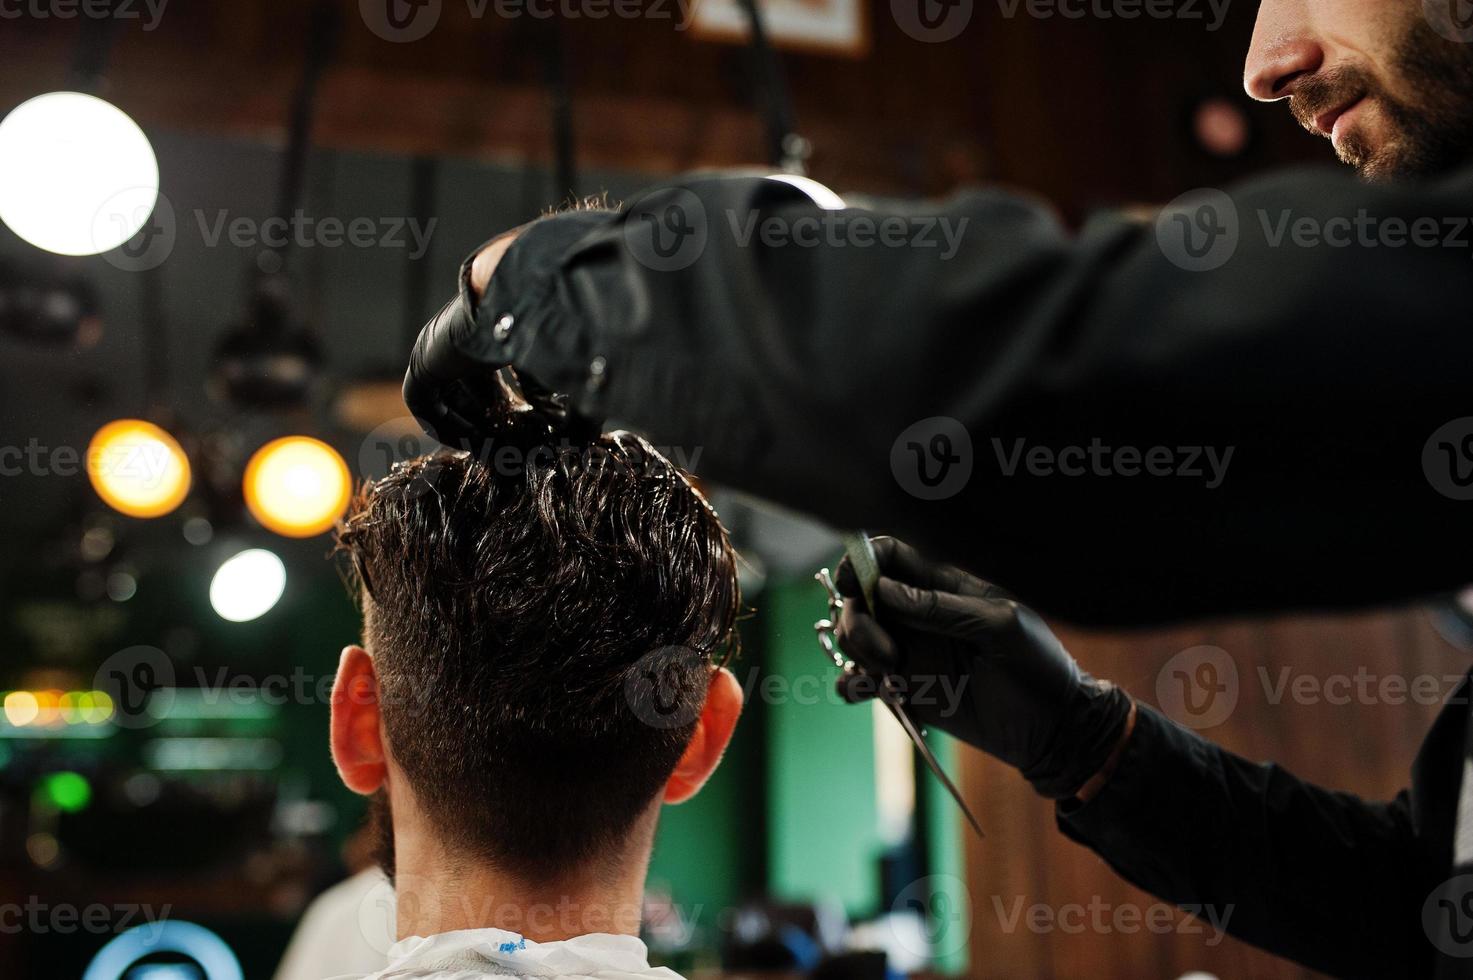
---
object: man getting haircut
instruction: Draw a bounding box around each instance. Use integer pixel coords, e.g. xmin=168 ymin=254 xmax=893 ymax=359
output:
xmin=328 ymin=431 xmax=744 ymax=979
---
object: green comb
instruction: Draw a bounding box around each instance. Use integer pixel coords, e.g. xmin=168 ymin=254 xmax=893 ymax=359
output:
xmin=842 ymin=531 xmax=880 ymax=617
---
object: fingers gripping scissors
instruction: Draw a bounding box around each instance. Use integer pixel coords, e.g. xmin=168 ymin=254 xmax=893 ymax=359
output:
xmin=815 ymin=533 xmax=984 ymax=838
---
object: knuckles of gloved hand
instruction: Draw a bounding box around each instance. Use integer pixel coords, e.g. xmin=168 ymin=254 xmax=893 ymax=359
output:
xmin=469 ymin=230 xmax=524 ymax=300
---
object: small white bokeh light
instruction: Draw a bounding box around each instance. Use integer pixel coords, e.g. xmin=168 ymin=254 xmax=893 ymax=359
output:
xmin=0 ymin=91 xmax=160 ymax=256
xmin=210 ymin=548 xmax=287 ymax=623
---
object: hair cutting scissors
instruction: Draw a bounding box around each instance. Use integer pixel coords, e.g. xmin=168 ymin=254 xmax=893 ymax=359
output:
xmin=815 ymin=533 xmax=984 ymax=838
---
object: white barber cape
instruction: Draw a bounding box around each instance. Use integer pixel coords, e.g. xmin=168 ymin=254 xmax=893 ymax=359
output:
xmin=328 ymin=927 xmax=686 ymax=980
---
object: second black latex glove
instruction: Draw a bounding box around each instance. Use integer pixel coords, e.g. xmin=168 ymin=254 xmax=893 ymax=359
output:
xmin=834 ymin=536 xmax=1132 ymax=799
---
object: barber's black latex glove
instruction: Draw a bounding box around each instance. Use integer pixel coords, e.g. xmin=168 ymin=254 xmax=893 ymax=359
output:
xmin=834 ymin=537 xmax=1133 ymax=800
xmin=403 ymin=229 xmax=600 ymax=454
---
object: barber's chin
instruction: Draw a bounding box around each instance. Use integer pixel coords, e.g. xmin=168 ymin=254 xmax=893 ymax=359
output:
xmin=1353 ymin=138 xmax=1425 ymax=182
xmin=1335 ymin=110 xmax=1398 ymax=180
xmin=1352 ymin=150 xmax=1404 ymax=182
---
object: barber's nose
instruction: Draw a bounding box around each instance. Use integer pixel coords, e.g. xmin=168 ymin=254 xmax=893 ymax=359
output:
xmin=1244 ymin=16 xmax=1322 ymax=101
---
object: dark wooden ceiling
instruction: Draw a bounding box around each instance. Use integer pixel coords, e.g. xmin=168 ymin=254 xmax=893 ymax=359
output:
xmin=0 ymin=0 xmax=1325 ymax=209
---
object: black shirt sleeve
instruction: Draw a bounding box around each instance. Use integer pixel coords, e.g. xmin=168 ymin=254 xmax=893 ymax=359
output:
xmin=474 ymin=168 xmax=1473 ymax=627
xmin=1056 ymin=703 xmax=1441 ymax=979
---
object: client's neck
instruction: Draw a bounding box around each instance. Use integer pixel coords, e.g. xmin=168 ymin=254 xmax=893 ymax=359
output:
xmin=391 ymin=803 xmax=658 ymax=943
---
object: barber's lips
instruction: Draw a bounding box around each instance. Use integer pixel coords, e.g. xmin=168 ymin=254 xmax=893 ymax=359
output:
xmin=1315 ymin=95 xmax=1367 ymax=151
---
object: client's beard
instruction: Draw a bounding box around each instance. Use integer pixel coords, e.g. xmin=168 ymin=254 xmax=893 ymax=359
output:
xmin=1290 ymin=15 xmax=1473 ymax=180
xmin=369 ymin=790 xmax=396 ymax=884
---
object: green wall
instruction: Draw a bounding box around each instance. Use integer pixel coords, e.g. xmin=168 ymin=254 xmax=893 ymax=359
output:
xmin=648 ymin=571 xmax=969 ymax=972
xmin=647 ymin=572 xmax=888 ymax=925
xmin=764 ymin=574 xmax=885 ymax=916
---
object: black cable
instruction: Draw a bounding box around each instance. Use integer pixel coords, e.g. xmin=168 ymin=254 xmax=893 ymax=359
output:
xmin=271 ymin=3 xmax=342 ymax=263
xmin=540 ymin=21 xmax=578 ymax=204
xmin=405 ymin=156 xmax=439 ymax=344
xmin=140 ymin=264 xmax=168 ymax=411
xmin=736 ymin=0 xmax=809 ymax=174
xmin=213 ymin=4 xmax=337 ymax=409
xmin=69 ymin=0 xmax=118 ymax=94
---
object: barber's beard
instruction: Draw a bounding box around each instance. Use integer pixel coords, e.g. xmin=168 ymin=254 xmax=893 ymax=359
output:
xmin=1290 ymin=17 xmax=1473 ymax=180
xmin=369 ymin=790 xmax=397 ymax=884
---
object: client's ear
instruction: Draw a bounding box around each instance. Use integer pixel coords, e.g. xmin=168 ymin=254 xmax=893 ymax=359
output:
xmin=664 ymin=667 xmax=743 ymax=804
xmin=330 ymin=645 xmax=387 ymax=795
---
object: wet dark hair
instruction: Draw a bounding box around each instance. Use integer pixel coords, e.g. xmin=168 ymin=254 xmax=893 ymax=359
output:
xmin=336 ymin=432 xmax=740 ymax=882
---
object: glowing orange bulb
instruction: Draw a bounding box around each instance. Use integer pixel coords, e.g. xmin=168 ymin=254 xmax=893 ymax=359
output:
xmin=34 ymin=690 xmax=61 ymax=727
xmin=87 ymin=419 xmax=191 ymax=518
xmin=243 ymin=436 xmax=352 ymax=538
